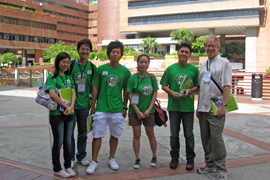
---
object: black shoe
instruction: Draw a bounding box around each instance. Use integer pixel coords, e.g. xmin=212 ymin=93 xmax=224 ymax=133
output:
xmin=186 ymin=161 xmax=194 ymax=170
xmin=170 ymin=159 xmax=179 ymax=169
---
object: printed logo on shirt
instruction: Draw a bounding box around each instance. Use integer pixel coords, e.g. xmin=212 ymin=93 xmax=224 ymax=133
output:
xmin=103 ymin=71 xmax=108 ymax=75
xmin=74 ymin=72 xmax=87 ymax=83
xmin=140 ymin=84 xmax=152 ymax=96
xmin=174 ymin=73 xmax=187 ymax=87
xmin=87 ymin=70 xmax=92 ymax=74
xmin=66 ymin=79 xmax=71 ymax=84
xmin=106 ymin=74 xmax=119 ymax=87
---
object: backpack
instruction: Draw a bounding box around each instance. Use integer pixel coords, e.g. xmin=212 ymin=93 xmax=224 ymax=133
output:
xmin=149 ymin=74 xmax=168 ymax=127
xmin=35 ymin=78 xmax=59 ymax=111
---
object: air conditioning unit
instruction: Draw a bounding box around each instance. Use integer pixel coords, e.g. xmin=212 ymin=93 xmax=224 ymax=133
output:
xmin=4 ymin=34 xmax=9 ymax=40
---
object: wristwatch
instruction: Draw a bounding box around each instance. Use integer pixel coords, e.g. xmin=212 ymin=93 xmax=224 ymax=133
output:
xmin=222 ymin=103 xmax=227 ymax=107
xmin=123 ymin=107 xmax=128 ymax=110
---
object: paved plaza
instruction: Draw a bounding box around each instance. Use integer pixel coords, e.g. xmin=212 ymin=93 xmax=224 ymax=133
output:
xmin=0 ymin=85 xmax=269 ymax=180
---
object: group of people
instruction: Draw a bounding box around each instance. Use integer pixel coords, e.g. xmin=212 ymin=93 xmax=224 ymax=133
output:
xmin=46 ymin=35 xmax=231 ymax=180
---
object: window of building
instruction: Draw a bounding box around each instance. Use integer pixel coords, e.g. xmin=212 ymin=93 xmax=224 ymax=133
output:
xmin=128 ymin=10 xmax=259 ymax=25
xmin=128 ymin=0 xmax=232 ymax=9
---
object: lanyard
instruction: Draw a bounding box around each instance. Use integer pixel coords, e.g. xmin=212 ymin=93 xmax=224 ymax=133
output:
xmin=207 ymin=60 xmax=211 ymax=71
xmin=78 ymin=59 xmax=88 ymax=81
xmin=136 ymin=73 xmax=147 ymax=91
xmin=59 ymin=75 xmax=68 ymax=88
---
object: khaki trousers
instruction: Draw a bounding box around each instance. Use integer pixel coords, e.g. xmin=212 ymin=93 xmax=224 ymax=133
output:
xmin=198 ymin=112 xmax=227 ymax=172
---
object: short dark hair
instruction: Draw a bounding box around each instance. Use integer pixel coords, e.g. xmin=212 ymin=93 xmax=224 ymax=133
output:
xmin=77 ymin=39 xmax=92 ymax=52
xmin=54 ymin=52 xmax=71 ymax=78
xmin=178 ymin=43 xmax=192 ymax=54
xmin=107 ymin=40 xmax=124 ymax=59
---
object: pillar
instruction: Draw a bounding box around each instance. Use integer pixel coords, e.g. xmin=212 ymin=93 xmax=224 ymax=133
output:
xmin=220 ymin=34 xmax=225 ymax=54
xmin=245 ymin=27 xmax=257 ymax=72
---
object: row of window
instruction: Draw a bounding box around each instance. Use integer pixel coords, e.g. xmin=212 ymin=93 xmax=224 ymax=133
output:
xmin=128 ymin=10 xmax=259 ymax=25
xmin=57 ymin=31 xmax=88 ymax=37
xmin=0 ymin=16 xmax=56 ymax=30
xmin=58 ymin=21 xmax=97 ymax=30
xmin=128 ymin=0 xmax=231 ymax=9
xmin=0 ymin=33 xmax=56 ymax=44
xmin=43 ymin=9 xmax=88 ymax=22
xmin=33 ymin=0 xmax=90 ymax=14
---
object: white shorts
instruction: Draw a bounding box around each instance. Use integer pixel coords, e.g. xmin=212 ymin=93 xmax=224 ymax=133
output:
xmin=92 ymin=112 xmax=124 ymax=139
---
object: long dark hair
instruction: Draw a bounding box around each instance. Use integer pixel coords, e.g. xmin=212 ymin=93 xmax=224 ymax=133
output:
xmin=53 ymin=52 xmax=71 ymax=78
xmin=137 ymin=54 xmax=150 ymax=71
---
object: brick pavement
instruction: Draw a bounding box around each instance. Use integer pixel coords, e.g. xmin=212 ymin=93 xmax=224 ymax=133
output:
xmin=0 ymin=87 xmax=269 ymax=179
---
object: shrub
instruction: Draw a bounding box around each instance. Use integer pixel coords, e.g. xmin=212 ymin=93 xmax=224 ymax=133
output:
xmin=97 ymin=50 xmax=109 ymax=60
xmin=34 ymin=63 xmax=40 ymax=66
xmin=89 ymin=52 xmax=98 ymax=60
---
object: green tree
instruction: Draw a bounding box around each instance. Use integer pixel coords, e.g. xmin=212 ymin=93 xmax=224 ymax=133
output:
xmin=223 ymin=41 xmax=245 ymax=59
xmin=0 ymin=52 xmax=19 ymax=64
xmin=192 ymin=35 xmax=208 ymax=53
xmin=139 ymin=36 xmax=160 ymax=53
xmin=170 ymin=28 xmax=194 ymax=44
xmin=43 ymin=40 xmax=79 ymax=61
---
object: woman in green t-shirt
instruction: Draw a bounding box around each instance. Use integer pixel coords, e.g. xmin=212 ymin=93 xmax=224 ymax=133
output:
xmin=127 ymin=54 xmax=159 ymax=169
xmin=45 ymin=52 xmax=76 ymax=178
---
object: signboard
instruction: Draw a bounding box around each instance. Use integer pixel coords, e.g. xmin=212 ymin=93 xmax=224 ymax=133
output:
xmin=22 ymin=57 xmax=26 ymax=67
xmin=39 ymin=58 xmax=43 ymax=63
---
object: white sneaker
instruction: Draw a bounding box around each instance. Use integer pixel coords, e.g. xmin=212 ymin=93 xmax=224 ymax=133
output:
xmin=65 ymin=168 xmax=75 ymax=176
xmin=86 ymin=160 xmax=98 ymax=174
xmin=109 ymin=158 xmax=119 ymax=170
xmin=54 ymin=170 xmax=71 ymax=178
xmin=77 ymin=157 xmax=90 ymax=166
xmin=217 ymin=172 xmax=227 ymax=180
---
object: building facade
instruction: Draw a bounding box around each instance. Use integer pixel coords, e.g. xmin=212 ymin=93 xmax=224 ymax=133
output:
xmin=0 ymin=0 xmax=269 ymax=72
xmin=0 ymin=0 xmax=97 ymax=64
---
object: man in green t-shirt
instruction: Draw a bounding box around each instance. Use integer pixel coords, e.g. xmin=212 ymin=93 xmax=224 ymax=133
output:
xmin=70 ymin=39 xmax=98 ymax=167
xmin=86 ymin=40 xmax=131 ymax=174
xmin=160 ymin=43 xmax=199 ymax=170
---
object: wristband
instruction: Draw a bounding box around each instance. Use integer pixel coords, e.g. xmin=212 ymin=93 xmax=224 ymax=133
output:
xmin=123 ymin=107 xmax=128 ymax=110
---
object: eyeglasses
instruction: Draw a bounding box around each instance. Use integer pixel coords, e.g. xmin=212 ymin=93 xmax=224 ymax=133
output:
xmin=61 ymin=60 xmax=71 ymax=65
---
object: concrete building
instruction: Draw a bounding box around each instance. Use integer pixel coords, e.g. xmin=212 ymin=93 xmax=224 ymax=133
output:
xmin=100 ymin=0 xmax=269 ymax=72
xmin=0 ymin=0 xmax=97 ymax=64
xmin=0 ymin=0 xmax=269 ymax=72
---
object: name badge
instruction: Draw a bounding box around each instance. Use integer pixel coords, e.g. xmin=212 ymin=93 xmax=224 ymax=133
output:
xmin=131 ymin=94 xmax=139 ymax=105
xmin=202 ymin=72 xmax=211 ymax=83
xmin=103 ymin=71 xmax=108 ymax=75
xmin=78 ymin=82 xmax=85 ymax=92
xmin=87 ymin=70 xmax=92 ymax=74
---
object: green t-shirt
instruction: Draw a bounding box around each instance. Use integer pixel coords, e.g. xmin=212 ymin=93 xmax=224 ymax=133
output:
xmin=126 ymin=73 xmax=159 ymax=114
xmin=45 ymin=73 xmax=75 ymax=115
xmin=69 ymin=59 xmax=98 ymax=109
xmin=92 ymin=63 xmax=131 ymax=113
xmin=160 ymin=63 xmax=199 ymax=112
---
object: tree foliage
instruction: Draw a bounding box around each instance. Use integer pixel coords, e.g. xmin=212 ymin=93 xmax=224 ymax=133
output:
xmin=139 ymin=36 xmax=160 ymax=53
xmin=223 ymin=41 xmax=245 ymax=59
xmin=43 ymin=40 xmax=79 ymax=61
xmin=170 ymin=28 xmax=194 ymax=44
xmin=0 ymin=52 xmax=19 ymax=64
xmin=192 ymin=35 xmax=208 ymax=53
